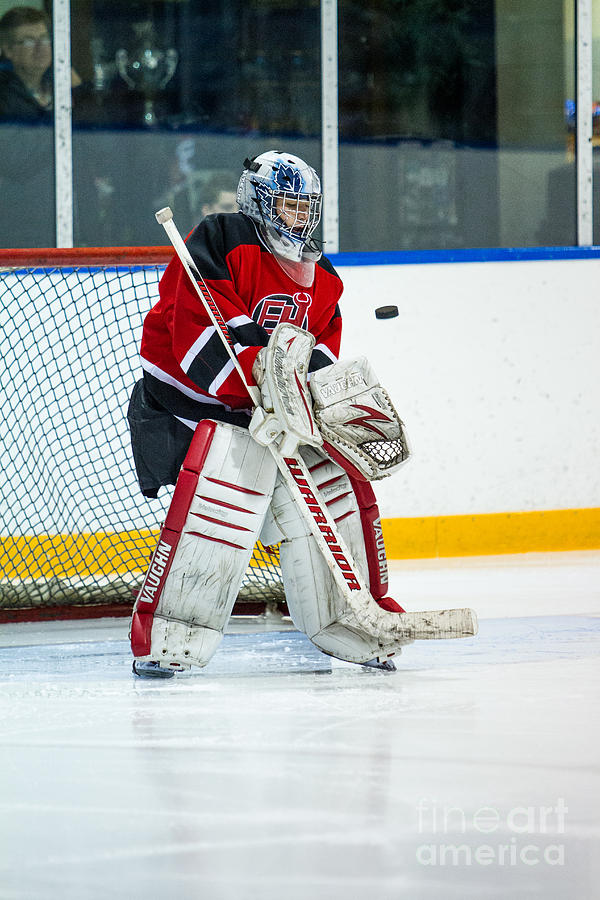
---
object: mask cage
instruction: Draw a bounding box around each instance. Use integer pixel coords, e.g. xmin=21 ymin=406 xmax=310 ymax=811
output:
xmin=256 ymin=184 xmax=322 ymax=244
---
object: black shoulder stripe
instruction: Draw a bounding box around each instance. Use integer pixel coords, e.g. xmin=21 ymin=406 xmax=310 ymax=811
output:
xmin=186 ymin=212 xmax=261 ymax=281
xmin=228 ymin=319 xmax=270 ymax=348
xmin=317 ymin=253 xmax=342 ymax=279
xmin=186 ymin=216 xmax=229 ymax=281
xmin=224 ymin=212 xmax=263 ymax=248
xmin=309 ymin=348 xmax=335 ymax=372
xmin=186 ymin=331 xmax=233 ymax=392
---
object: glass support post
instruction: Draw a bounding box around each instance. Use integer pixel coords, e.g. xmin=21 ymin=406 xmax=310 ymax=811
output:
xmin=53 ymin=0 xmax=74 ymax=248
xmin=577 ymin=0 xmax=593 ymax=245
xmin=321 ymin=0 xmax=339 ymax=253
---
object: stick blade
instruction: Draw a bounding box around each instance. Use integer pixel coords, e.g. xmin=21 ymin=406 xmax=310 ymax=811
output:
xmin=401 ymin=607 xmax=478 ymax=640
xmin=155 ymin=207 xmax=173 ymax=225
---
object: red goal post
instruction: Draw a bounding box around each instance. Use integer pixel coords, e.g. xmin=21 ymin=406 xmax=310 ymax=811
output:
xmin=0 ymin=246 xmax=285 ymax=622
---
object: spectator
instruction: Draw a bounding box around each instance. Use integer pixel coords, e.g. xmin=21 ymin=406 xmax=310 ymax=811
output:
xmin=0 ymin=6 xmax=81 ymax=121
xmin=200 ymin=172 xmax=237 ymax=217
xmin=0 ymin=6 xmax=90 ymax=246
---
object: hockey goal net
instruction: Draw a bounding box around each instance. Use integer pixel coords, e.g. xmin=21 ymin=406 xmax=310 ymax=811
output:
xmin=0 ymin=247 xmax=285 ymax=622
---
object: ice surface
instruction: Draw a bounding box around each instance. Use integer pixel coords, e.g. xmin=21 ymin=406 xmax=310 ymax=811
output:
xmin=0 ymin=551 xmax=599 ymax=900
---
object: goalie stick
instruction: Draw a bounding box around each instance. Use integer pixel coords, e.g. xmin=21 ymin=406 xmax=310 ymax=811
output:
xmin=155 ymin=207 xmax=477 ymax=646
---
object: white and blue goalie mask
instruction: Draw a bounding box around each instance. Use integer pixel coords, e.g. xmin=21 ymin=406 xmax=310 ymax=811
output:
xmin=236 ymin=150 xmax=322 ymax=263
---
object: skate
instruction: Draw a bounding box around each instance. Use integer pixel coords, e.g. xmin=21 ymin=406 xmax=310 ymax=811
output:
xmin=132 ymin=659 xmax=185 ymax=679
xmin=361 ymin=657 xmax=397 ymax=672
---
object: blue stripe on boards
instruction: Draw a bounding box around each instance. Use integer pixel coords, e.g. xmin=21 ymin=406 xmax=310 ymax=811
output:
xmin=329 ymin=246 xmax=600 ymax=267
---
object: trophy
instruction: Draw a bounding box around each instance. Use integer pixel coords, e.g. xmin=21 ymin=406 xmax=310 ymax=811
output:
xmin=116 ymin=22 xmax=178 ymax=126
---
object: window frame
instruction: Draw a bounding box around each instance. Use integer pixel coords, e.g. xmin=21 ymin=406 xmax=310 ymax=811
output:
xmin=51 ymin=0 xmax=594 ymax=250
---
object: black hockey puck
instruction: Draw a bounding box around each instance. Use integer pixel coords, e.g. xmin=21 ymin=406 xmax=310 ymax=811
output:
xmin=375 ymin=305 xmax=399 ymax=319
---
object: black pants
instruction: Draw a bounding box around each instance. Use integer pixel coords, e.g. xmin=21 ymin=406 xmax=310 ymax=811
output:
xmin=127 ymin=378 xmax=251 ymax=498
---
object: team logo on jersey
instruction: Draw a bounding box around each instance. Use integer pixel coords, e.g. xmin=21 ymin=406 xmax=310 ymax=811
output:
xmin=254 ymin=292 xmax=312 ymax=332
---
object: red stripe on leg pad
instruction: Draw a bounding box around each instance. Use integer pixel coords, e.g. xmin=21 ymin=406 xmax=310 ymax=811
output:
xmin=204 ymin=476 xmax=265 ymax=496
xmin=349 ymin=475 xmax=389 ymax=600
xmin=164 ymin=470 xmax=200 ymax=532
xmin=185 ymin=532 xmax=246 ymax=550
xmin=163 ymin=421 xmax=219 ymax=532
xmin=134 ymin=534 xmax=179 ymax=612
xmin=131 ymin=420 xmax=219 ymax=658
xmin=350 ymin=478 xmax=377 ymax=508
xmin=325 ymin=491 xmax=353 ymax=507
xmin=196 ymin=495 xmax=256 ymax=514
xmin=334 ymin=510 xmax=355 ymax=525
xmin=130 ymin=610 xmax=154 ymax=656
xmin=189 ymin=512 xmax=252 ymax=531
xmin=316 ymin=474 xmax=346 ymax=491
xmin=181 ymin=420 xmax=217 ymax=473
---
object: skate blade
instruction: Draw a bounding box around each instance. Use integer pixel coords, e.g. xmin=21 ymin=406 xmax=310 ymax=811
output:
xmin=132 ymin=660 xmax=176 ymax=679
xmin=361 ymin=657 xmax=397 ymax=672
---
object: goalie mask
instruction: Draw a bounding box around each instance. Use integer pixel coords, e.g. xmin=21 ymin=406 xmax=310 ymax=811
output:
xmin=237 ymin=150 xmax=322 ymax=266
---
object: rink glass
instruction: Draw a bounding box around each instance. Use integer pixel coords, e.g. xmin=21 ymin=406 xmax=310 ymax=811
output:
xmin=1 ymin=0 xmax=594 ymax=250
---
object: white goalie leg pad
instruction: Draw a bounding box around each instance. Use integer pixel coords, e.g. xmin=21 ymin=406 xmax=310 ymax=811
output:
xmin=131 ymin=420 xmax=278 ymax=668
xmin=263 ymin=446 xmax=405 ymax=664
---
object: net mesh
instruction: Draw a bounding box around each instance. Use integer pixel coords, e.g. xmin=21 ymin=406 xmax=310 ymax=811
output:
xmin=0 ymin=251 xmax=284 ymax=616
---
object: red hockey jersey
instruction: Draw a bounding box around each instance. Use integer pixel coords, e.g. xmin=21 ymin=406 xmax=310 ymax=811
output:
xmin=140 ymin=211 xmax=343 ymax=427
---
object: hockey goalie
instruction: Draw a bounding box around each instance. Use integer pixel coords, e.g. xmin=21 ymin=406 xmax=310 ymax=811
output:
xmin=128 ymin=150 xmax=477 ymax=677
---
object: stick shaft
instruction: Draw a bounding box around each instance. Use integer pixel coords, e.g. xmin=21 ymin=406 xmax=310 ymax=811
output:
xmin=159 ymin=212 xmax=261 ymax=406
